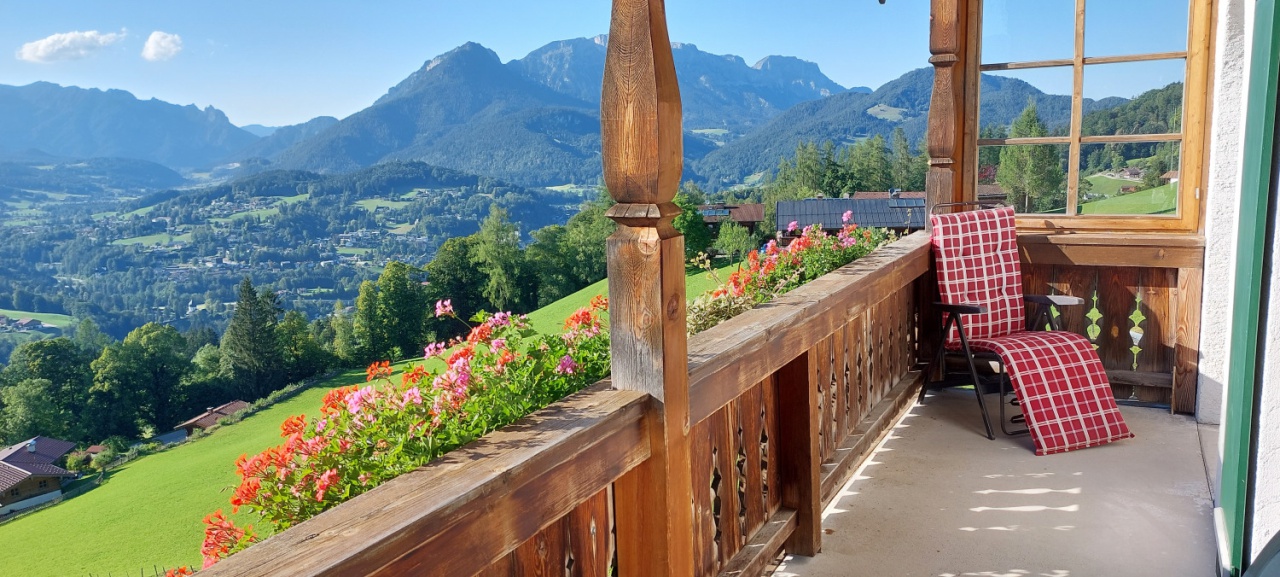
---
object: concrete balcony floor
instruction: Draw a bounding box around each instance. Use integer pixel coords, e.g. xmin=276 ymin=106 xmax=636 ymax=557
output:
xmin=775 ymin=387 xmax=1218 ymax=577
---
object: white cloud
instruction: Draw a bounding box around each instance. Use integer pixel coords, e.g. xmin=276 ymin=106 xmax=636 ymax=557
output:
xmin=141 ymin=31 xmax=182 ymax=62
xmin=16 ymin=30 xmax=126 ymax=63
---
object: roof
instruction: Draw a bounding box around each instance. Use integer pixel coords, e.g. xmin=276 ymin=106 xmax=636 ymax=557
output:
xmin=175 ymin=400 xmax=250 ymax=430
xmin=1162 ymin=170 xmax=1180 ymax=179
xmin=776 ymin=198 xmax=926 ymax=231
xmin=0 ymin=437 xmax=77 ymax=492
xmin=977 ymin=184 xmax=1008 ymax=200
xmin=851 ymin=191 xmax=927 ymax=200
xmin=85 ymin=445 xmax=106 ymax=454
xmin=698 ymin=203 xmax=765 ymax=224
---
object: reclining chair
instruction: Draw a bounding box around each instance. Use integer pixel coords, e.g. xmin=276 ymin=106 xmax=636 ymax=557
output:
xmin=920 ymin=204 xmax=1134 ymax=455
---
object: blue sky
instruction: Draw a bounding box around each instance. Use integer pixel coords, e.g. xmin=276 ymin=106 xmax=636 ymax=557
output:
xmin=0 ymin=0 xmax=1188 ymax=127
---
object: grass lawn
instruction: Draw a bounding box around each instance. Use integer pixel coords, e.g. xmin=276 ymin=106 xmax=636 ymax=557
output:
xmin=1079 ymin=181 xmax=1178 ymax=215
xmin=387 ymin=223 xmax=415 ymax=235
xmin=1083 ymin=174 xmax=1132 ymax=198
xmin=524 ymin=263 xmax=740 ymax=335
xmin=0 ymin=308 xmax=74 ymax=327
xmin=355 ymin=199 xmax=411 ymax=212
xmin=337 ymin=247 xmax=373 ymax=255
xmin=111 ymin=232 xmax=192 ymax=246
xmin=0 ymin=367 xmax=395 ymax=577
xmin=866 ymin=103 xmax=909 ymax=121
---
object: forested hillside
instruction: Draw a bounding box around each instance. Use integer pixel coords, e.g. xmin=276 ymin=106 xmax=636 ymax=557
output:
xmin=693 ymin=69 xmax=1130 ymax=188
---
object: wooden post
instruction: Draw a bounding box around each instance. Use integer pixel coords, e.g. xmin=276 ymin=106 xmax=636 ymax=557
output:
xmin=776 ymin=352 xmax=821 ymax=555
xmin=600 ymin=1 xmax=694 ymax=576
xmin=925 ymin=0 xmax=969 ymax=221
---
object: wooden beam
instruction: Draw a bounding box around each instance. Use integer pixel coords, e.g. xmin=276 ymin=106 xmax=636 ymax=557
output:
xmin=776 ymin=353 xmax=821 ymax=556
xmin=600 ymin=1 xmax=695 ymax=575
xmin=1079 ymin=133 xmax=1184 ymax=144
xmin=1173 ymin=267 xmax=1203 ymax=414
xmin=1065 ymin=0 xmax=1085 ymax=216
xmin=1083 ymin=51 xmax=1188 ymax=65
xmin=198 ymin=384 xmax=650 ymax=577
xmin=1017 ymin=233 xmax=1205 ymax=269
xmin=1107 ymin=369 xmax=1174 ymax=389
xmin=718 ymin=509 xmax=797 ymax=577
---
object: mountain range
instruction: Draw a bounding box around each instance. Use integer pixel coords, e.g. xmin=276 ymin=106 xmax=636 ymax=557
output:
xmin=0 ymin=36 xmax=1130 ymax=191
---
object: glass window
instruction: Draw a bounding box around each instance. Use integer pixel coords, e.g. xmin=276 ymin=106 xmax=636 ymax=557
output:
xmin=978 ymin=0 xmax=1192 ymax=221
xmin=1085 ymin=0 xmax=1189 ymax=57
xmin=1078 ymin=142 xmax=1180 ymax=215
xmin=980 ymin=0 xmax=1075 ymax=65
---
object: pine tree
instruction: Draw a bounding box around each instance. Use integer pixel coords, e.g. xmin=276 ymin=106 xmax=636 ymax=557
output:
xmin=329 ymin=300 xmax=357 ymax=365
xmin=221 ymin=277 xmax=284 ymax=399
xmin=996 ymin=101 xmax=1066 ymax=212
xmin=377 ymin=261 xmax=429 ymax=359
xmin=850 ymin=135 xmax=892 ymax=192
xmin=352 ymin=280 xmax=386 ymax=363
xmin=471 ymin=206 xmax=525 ymax=311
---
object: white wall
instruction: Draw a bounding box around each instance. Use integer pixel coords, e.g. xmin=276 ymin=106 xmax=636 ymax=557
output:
xmin=0 ymin=489 xmax=61 ymax=516
xmin=1205 ymin=0 xmax=1280 ymax=560
xmin=1199 ymin=0 xmax=1252 ymax=429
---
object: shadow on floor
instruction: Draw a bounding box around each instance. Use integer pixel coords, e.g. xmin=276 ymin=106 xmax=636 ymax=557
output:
xmin=774 ymin=388 xmax=1216 ymax=577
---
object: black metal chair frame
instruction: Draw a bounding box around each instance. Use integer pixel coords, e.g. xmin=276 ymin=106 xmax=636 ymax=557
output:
xmin=920 ymin=202 xmax=1086 ymax=440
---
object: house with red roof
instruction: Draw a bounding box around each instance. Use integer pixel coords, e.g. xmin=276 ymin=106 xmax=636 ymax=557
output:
xmin=174 ymin=400 xmax=250 ymax=436
xmin=0 ymin=436 xmax=77 ymax=515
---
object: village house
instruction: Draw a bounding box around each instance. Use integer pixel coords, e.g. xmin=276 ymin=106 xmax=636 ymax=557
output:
xmin=697 ymin=203 xmax=765 ymax=235
xmin=0 ymin=437 xmax=77 ymax=516
xmin=174 ymin=400 xmax=250 ymax=436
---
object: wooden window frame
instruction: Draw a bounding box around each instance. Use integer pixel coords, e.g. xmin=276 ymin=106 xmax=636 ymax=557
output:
xmin=965 ymin=0 xmax=1214 ymax=233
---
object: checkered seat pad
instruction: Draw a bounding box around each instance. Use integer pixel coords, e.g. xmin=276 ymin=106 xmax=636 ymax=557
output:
xmin=930 ymin=207 xmax=1133 ymax=455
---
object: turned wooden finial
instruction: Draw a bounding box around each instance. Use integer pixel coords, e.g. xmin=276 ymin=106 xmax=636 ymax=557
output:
xmin=601 ymin=0 xmax=683 ymax=228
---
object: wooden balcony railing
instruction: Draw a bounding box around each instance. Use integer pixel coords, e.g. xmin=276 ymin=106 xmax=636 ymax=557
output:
xmin=200 ymin=232 xmax=931 ymax=577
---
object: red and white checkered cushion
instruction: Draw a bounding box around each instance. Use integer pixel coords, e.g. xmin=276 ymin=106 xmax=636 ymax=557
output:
xmin=967 ymin=331 xmax=1134 ymax=455
xmin=931 ymin=206 xmax=1024 ymax=345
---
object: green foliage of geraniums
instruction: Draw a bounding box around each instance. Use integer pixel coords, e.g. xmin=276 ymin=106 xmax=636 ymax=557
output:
xmin=200 ymin=297 xmax=611 ymax=568
xmin=687 ymin=216 xmax=893 ymax=334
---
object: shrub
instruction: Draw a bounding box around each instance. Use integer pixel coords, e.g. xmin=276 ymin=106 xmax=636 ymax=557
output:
xmin=89 ymin=449 xmax=116 ymax=472
xmin=64 ymin=453 xmax=90 ymax=472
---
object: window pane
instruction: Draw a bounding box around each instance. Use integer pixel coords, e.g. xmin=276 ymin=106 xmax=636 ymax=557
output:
xmin=977 ymin=144 xmax=1070 ymax=214
xmin=1085 ymin=0 xmax=1189 ymax=57
xmin=1082 ymin=60 xmax=1186 ymax=137
xmin=979 ymin=68 xmax=1075 ymax=137
xmin=981 ymin=0 xmax=1075 ymax=64
xmin=1078 ymin=141 xmax=1181 ymax=215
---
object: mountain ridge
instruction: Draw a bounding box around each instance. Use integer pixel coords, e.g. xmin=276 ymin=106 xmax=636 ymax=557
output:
xmin=0 ymin=82 xmax=258 ymax=169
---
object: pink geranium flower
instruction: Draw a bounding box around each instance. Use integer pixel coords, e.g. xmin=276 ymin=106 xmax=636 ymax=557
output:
xmin=555 ymin=355 xmax=579 ymax=375
xmin=434 ymin=299 xmax=454 ymax=318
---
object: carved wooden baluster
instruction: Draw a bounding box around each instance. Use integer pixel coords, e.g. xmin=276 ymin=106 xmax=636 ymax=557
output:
xmin=601 ymin=1 xmax=695 ymax=576
xmin=925 ymin=0 xmax=967 ymax=219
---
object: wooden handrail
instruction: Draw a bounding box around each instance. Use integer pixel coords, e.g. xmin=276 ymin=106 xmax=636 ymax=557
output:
xmin=687 ymin=231 xmax=932 ymax=426
xmin=199 ymin=382 xmax=651 ymax=577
